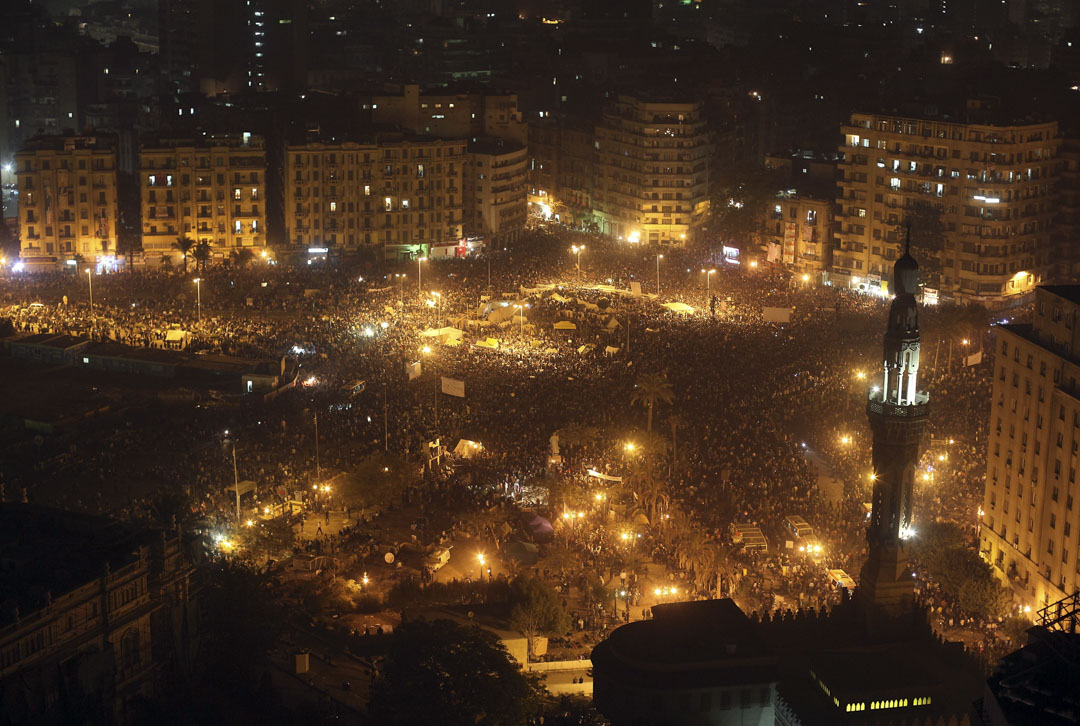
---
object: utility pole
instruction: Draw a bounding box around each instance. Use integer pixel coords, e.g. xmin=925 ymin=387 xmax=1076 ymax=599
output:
xmin=383 ymin=388 xmax=389 ymax=452
xmin=314 ymin=410 xmax=321 ymax=478
xmin=232 ymin=441 xmax=240 ymax=522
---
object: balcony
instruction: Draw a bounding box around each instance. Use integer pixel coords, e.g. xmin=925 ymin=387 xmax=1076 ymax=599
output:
xmin=867 ymin=390 xmax=930 ymax=418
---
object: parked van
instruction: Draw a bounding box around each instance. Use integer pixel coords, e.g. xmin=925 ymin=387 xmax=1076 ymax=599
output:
xmin=425 ymin=546 xmax=452 ymax=571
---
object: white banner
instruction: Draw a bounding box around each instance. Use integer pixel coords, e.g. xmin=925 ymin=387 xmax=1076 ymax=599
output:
xmin=440 ymin=377 xmax=465 ymax=397
xmin=407 ymin=361 xmax=422 ymax=380
xmin=763 ymin=306 xmax=792 ymax=323
xmin=964 ymin=351 xmax=983 ymax=367
xmin=586 ymin=468 xmax=623 ymax=482
xmin=630 ymin=281 xmax=642 ymax=296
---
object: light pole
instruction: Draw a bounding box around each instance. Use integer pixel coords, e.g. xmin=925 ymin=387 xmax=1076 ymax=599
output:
xmin=86 ymin=269 xmax=93 ymax=314
xmin=513 ymin=303 xmax=527 ymax=336
xmin=656 ymin=253 xmax=663 ymax=296
xmin=431 ymin=291 xmax=442 ymax=324
xmin=395 ymin=273 xmax=406 ymax=305
xmin=422 ymin=346 xmax=438 ymax=429
xmin=193 ymin=277 xmax=202 ymax=322
xmin=417 ymin=256 xmax=426 ymax=295
xmin=571 ymin=244 xmax=585 ymax=282
xmin=701 ymin=268 xmax=715 ymax=307
xmin=314 ymin=409 xmax=320 ymax=479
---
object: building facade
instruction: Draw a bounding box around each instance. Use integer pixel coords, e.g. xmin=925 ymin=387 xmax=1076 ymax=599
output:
xmin=464 ymin=139 xmax=527 ymax=246
xmin=139 ymin=136 xmax=268 ymax=265
xmin=980 ymin=285 xmax=1080 ymax=610
xmin=285 ymin=137 xmax=465 ymax=257
xmin=757 ymin=194 xmax=834 ymax=278
xmin=370 ymin=84 xmax=526 ymax=145
xmin=594 ymin=95 xmax=711 ymax=245
xmin=0 ymin=504 xmax=196 ymax=725
xmin=16 ymin=135 xmax=118 ymax=265
xmin=833 ymin=113 xmax=1060 ymax=306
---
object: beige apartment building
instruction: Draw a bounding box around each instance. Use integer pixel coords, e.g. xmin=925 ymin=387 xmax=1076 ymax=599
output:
xmin=285 ymin=137 xmax=465 ymax=257
xmin=758 ymin=194 xmax=833 ymax=278
xmin=139 ymin=136 xmax=267 ymax=264
xmin=464 ymin=139 xmax=527 ymax=246
xmin=594 ymin=95 xmax=711 ymax=245
xmin=16 ymin=135 xmax=118 ymax=265
xmin=833 ymin=113 xmax=1060 ymax=306
xmin=980 ymin=285 xmax=1080 ymax=611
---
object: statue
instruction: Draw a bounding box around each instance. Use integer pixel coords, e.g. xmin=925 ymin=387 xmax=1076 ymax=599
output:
xmin=549 ymin=432 xmax=560 ymax=456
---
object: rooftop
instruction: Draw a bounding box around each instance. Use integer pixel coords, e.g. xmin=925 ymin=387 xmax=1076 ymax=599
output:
xmin=1039 ymin=285 xmax=1080 ymax=307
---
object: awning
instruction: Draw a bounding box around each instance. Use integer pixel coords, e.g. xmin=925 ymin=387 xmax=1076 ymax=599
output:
xmin=553 ymin=321 xmax=577 ymax=331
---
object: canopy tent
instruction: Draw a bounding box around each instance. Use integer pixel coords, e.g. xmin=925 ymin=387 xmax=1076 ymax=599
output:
xmin=419 ymin=327 xmax=464 ymax=345
xmin=520 ymin=284 xmax=556 ymax=296
xmin=474 ymin=337 xmax=500 ymax=349
xmin=604 ymin=346 xmax=621 ymax=356
xmin=577 ymin=344 xmax=596 ymax=355
xmin=604 ymin=316 xmax=621 ymax=330
xmin=453 ymin=439 xmax=484 ymax=458
xmin=485 ymin=303 xmax=522 ymax=324
xmin=553 ymin=321 xmax=577 ymax=331
xmin=661 ymin=302 xmax=696 ymax=315
xmin=550 ymin=292 xmax=571 ymax=303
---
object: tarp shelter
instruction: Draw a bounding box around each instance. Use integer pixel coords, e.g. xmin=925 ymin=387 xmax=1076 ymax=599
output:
xmin=505 ymin=541 xmax=539 ymax=566
xmin=577 ymin=344 xmax=596 ymax=355
xmin=453 ymin=439 xmax=484 ymax=458
xmin=604 ymin=317 xmax=621 ymax=330
xmin=474 ymin=337 xmax=499 ymax=349
xmin=522 ymin=513 xmax=555 ymax=542
xmin=486 ymin=303 xmax=520 ymax=324
xmin=604 ymin=346 xmax=620 ymax=356
xmin=419 ymin=327 xmax=464 ymax=345
xmin=553 ymin=321 xmax=577 ymax=331
xmin=550 ymin=292 xmax=570 ymax=303
xmin=164 ymin=329 xmax=190 ymax=349
xmin=662 ymin=302 xmax=696 ymax=315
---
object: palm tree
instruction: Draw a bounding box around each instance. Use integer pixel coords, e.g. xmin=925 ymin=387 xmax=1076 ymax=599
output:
xmin=230 ymin=248 xmax=255 ymax=268
xmin=667 ymin=413 xmax=684 ymax=475
xmin=630 ymin=373 xmax=674 ymax=432
xmin=172 ymin=236 xmax=195 ymax=273
xmin=192 ymin=240 xmax=213 ymax=271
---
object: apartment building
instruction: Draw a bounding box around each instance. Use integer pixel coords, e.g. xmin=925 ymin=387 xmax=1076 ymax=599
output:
xmin=16 ymin=135 xmax=118 ymax=265
xmin=980 ymin=285 xmax=1080 ymax=610
xmin=594 ymin=95 xmax=711 ymax=245
xmin=0 ymin=504 xmax=195 ymax=725
xmin=527 ymin=117 xmax=600 ymax=228
xmin=464 ymin=139 xmax=527 ymax=246
xmin=833 ymin=113 xmax=1060 ymax=306
xmin=370 ymin=84 xmax=526 ymax=144
xmin=139 ymin=135 xmax=267 ymax=264
xmin=758 ymin=194 xmax=833 ymax=278
xmin=285 ymin=137 xmax=465 ymax=258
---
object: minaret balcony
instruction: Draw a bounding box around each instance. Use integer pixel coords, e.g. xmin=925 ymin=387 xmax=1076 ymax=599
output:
xmin=867 ymin=390 xmax=930 ymax=418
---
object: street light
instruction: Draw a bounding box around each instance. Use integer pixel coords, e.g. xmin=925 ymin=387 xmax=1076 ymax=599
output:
xmin=571 ymin=244 xmax=585 ymax=281
xmin=417 ymin=256 xmax=427 ymax=294
xmin=513 ymin=303 xmax=528 ymax=336
xmin=701 ymin=269 xmax=716 ymax=303
xmin=193 ymin=277 xmax=202 ymax=322
xmin=86 ymin=269 xmax=93 ymax=314
xmin=394 ymin=273 xmax=406 ymax=304
xmin=656 ymin=253 xmax=663 ymax=296
xmin=625 ymin=442 xmax=636 ymax=453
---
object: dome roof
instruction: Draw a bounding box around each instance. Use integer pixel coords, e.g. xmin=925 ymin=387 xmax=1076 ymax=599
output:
xmin=893 ymin=250 xmax=919 ymax=296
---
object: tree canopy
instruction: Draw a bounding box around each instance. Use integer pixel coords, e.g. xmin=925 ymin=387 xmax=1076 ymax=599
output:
xmin=368 ymin=619 xmax=543 ymax=726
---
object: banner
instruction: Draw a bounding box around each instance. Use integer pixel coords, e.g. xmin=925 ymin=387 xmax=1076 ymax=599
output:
xmin=783 ymin=222 xmax=797 ymax=264
xmin=440 ymin=377 xmax=465 ymax=397
xmin=763 ymin=306 xmax=792 ymax=323
xmin=630 ymin=281 xmax=642 ymax=296
xmin=407 ymin=361 xmax=422 ymax=380
xmin=586 ymin=468 xmax=623 ymax=482
xmin=767 ymin=242 xmax=781 ymax=263
xmin=964 ymin=351 xmax=983 ymax=367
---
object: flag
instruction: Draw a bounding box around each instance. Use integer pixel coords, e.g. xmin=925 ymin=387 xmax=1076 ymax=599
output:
xmin=441 ymin=377 xmax=465 ymax=397
xmin=407 ymin=361 xmax=422 ymax=380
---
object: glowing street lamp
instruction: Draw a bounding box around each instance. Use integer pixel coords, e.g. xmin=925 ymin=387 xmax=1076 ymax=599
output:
xmin=855 ymin=370 xmax=866 ymax=381
xmin=417 ymin=256 xmax=427 ymax=294
xmin=701 ymin=268 xmax=716 ymax=301
xmin=625 ymin=442 xmax=636 ymax=454
xmin=193 ymin=277 xmax=202 ymax=322
xmin=513 ymin=303 xmax=528 ymax=336
xmin=86 ymin=269 xmax=94 ymax=314
xmin=571 ymin=244 xmax=586 ymax=281
xmin=839 ymin=435 xmax=852 ymax=445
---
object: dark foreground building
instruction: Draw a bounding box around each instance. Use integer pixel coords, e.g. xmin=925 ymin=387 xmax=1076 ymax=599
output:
xmin=0 ymin=504 xmax=197 ymax=725
xmin=593 ymin=248 xmax=989 ymax=725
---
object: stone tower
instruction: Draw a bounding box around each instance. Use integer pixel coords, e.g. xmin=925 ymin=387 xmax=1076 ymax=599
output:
xmin=857 ymin=242 xmax=929 ymax=618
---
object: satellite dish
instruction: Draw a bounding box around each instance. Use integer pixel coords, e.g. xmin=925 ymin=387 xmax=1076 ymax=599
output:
xmin=384 ymin=552 xmax=395 ymax=564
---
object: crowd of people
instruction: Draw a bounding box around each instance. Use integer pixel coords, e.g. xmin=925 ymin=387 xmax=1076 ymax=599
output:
xmin=0 ymin=227 xmax=1009 ymax=662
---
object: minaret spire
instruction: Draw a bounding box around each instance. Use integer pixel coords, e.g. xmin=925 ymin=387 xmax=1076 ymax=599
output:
xmin=858 ymin=247 xmax=929 ymax=619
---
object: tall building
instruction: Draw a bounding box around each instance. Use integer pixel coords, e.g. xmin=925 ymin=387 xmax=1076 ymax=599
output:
xmin=464 ymin=139 xmax=527 ymax=246
xmin=757 ymin=194 xmax=834 ymax=278
xmin=139 ymin=136 xmax=268 ymax=264
xmin=0 ymin=503 xmax=196 ymax=726
xmin=860 ymin=244 xmax=930 ymax=618
xmin=594 ymin=95 xmax=711 ymax=245
xmin=980 ymin=284 xmax=1080 ymax=610
xmin=285 ymin=137 xmax=465 ymax=258
xmin=16 ymin=135 xmax=118 ymax=266
xmin=833 ymin=113 xmax=1061 ymax=306
xmin=370 ymin=85 xmax=526 ymax=144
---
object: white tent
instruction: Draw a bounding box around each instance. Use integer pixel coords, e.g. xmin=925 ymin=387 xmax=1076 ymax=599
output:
xmin=553 ymin=321 xmax=577 ymax=331
xmin=419 ymin=327 xmax=464 ymax=345
xmin=453 ymin=439 xmax=484 ymax=458
xmin=604 ymin=346 xmax=620 ymax=356
xmin=662 ymin=302 xmax=696 ymax=315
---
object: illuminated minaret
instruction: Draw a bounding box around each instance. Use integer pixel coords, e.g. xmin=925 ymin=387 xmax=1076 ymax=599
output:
xmin=858 ymin=234 xmax=929 ymax=617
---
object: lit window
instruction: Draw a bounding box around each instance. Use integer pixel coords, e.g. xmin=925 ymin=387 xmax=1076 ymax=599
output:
xmin=329 ymin=202 xmax=337 ymax=212
xmin=234 ymin=188 xmax=241 ymax=200
xmin=364 ymin=185 xmax=371 ymax=196
xmin=890 ymin=178 xmax=901 ymax=189
xmin=384 ymin=197 xmax=392 ymax=211
xmin=402 ymin=199 xmax=409 ymax=209
xmin=234 ymin=220 xmax=242 ymax=233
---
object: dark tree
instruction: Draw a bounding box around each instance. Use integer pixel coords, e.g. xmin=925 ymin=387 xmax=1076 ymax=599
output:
xmin=368 ymin=619 xmax=544 ymax=726
xmin=508 ymin=576 xmax=571 ymax=658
